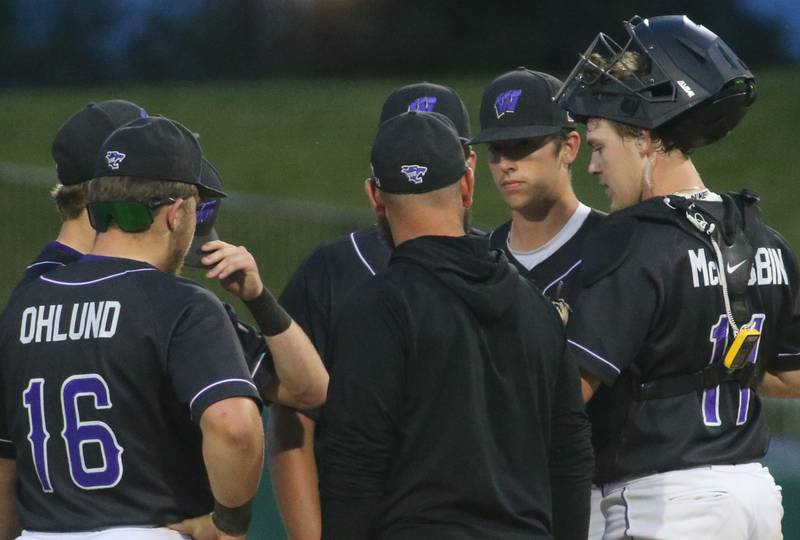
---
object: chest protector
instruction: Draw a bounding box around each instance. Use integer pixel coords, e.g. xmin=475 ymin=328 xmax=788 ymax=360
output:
xmin=581 ymin=190 xmax=764 ymax=400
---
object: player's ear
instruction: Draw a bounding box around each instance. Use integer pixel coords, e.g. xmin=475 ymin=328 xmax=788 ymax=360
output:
xmin=561 ymin=130 xmax=581 ymax=167
xmin=466 ymin=148 xmax=478 ymax=172
xmin=164 ymin=198 xmax=187 ymax=232
xmin=460 ymin=167 xmax=475 ymax=209
xmin=637 ymin=130 xmax=655 ymax=156
xmin=364 ymin=178 xmax=386 ymax=217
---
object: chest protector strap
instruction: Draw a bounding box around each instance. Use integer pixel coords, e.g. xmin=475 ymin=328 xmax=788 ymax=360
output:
xmin=630 ymin=190 xmax=764 ymax=400
xmin=634 ymin=362 xmax=758 ymax=400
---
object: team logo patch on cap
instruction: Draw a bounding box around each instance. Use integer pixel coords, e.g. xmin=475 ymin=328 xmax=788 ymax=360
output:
xmin=105 ymin=151 xmax=126 ymax=170
xmin=408 ymin=96 xmax=438 ymax=113
xmin=494 ymin=89 xmax=522 ymax=118
xmin=401 ymin=164 xmax=428 ymax=184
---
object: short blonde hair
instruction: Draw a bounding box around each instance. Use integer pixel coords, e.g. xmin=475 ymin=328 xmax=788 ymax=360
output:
xmin=51 ymin=182 xmax=90 ymax=221
xmin=89 ymin=176 xmax=198 ymax=203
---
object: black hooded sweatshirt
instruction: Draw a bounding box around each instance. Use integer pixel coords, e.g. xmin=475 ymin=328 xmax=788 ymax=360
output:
xmin=321 ymin=235 xmax=592 ymax=540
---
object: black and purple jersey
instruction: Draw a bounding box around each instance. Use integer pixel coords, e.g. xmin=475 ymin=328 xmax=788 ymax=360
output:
xmin=490 ymin=207 xmax=606 ymax=306
xmin=17 ymin=241 xmax=83 ymax=290
xmin=567 ymin=193 xmax=800 ymax=484
xmin=16 ymin=241 xmax=274 ymax=404
xmin=279 ymin=226 xmax=392 ymax=371
xmin=0 ymin=255 xmax=261 ymax=532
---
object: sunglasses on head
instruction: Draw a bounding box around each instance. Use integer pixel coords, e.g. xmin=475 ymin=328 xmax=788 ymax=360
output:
xmin=194 ymin=198 xmax=220 ymax=237
xmin=88 ymin=197 xmax=221 ymax=234
xmin=87 ymin=198 xmax=177 ymax=233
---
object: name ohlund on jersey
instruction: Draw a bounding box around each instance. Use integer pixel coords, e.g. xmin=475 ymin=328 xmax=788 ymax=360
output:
xmin=18 ymin=301 xmax=121 ymax=344
xmin=689 ymin=247 xmax=789 ymax=288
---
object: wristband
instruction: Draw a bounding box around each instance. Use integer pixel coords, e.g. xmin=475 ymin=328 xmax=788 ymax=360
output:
xmin=212 ymin=498 xmax=254 ymax=536
xmin=244 ymin=288 xmax=292 ymax=337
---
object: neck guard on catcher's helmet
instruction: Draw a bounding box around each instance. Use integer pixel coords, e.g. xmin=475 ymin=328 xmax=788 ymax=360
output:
xmin=555 ymin=15 xmax=756 ymax=147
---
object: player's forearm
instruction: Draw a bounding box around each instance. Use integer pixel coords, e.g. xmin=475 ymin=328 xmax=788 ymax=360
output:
xmin=759 ymin=369 xmax=800 ymax=398
xmin=580 ymin=371 xmax=602 ymax=402
xmin=265 ymin=321 xmax=329 ymax=409
xmin=267 ymin=407 xmax=321 ymax=540
xmin=201 ymin=397 xmax=265 ymax=506
xmin=0 ymin=458 xmax=21 ymax=540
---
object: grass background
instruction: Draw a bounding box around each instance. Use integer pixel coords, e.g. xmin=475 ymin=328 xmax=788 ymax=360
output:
xmin=1 ymin=70 xmax=799 ymax=537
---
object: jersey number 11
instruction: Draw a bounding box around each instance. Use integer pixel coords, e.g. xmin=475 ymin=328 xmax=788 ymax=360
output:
xmin=703 ymin=313 xmax=765 ymax=427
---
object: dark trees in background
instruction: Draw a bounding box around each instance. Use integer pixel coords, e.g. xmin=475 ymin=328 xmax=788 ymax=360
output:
xmin=0 ymin=0 xmax=792 ymax=85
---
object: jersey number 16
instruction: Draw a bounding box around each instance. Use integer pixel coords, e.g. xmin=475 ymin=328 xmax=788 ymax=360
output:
xmin=22 ymin=373 xmax=124 ymax=492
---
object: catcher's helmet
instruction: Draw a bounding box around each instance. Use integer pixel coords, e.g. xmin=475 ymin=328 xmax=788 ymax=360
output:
xmin=555 ymin=15 xmax=756 ymax=149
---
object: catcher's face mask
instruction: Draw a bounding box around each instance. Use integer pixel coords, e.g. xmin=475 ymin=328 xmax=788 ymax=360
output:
xmin=555 ymin=15 xmax=755 ymax=131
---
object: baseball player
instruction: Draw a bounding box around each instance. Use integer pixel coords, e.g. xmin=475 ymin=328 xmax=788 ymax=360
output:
xmin=471 ymin=68 xmax=606 ymax=310
xmin=0 ymin=117 xmax=265 ymax=539
xmin=557 ymin=15 xmax=800 ymax=539
xmin=17 ymin=101 xmax=327 ymax=413
xmin=268 ymin=82 xmax=477 ymax=540
xmin=18 ymin=100 xmax=148 ymax=287
xmin=471 ymin=69 xmax=604 ymax=540
xmin=320 ymin=110 xmax=592 ymax=539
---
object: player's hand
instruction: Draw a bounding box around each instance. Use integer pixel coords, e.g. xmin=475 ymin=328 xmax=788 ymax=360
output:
xmin=167 ymin=514 xmax=245 ymax=540
xmin=200 ymin=240 xmax=264 ymax=301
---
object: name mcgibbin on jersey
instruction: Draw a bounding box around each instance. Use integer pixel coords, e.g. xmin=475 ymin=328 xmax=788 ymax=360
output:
xmin=689 ymin=247 xmax=789 ymax=288
xmin=18 ymin=301 xmax=121 ymax=344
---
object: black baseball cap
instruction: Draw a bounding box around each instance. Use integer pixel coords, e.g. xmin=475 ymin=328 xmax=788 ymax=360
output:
xmin=371 ymin=111 xmax=467 ymax=195
xmin=94 ymin=116 xmax=226 ymax=198
xmin=470 ymin=68 xmax=575 ymax=144
xmin=52 ymin=100 xmax=148 ymax=185
xmin=184 ymin=158 xmax=224 ymax=268
xmin=379 ymin=82 xmax=471 ymax=142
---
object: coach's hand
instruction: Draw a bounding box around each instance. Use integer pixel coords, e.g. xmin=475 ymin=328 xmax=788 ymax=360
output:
xmin=201 ymin=240 xmax=264 ymax=301
xmin=168 ymin=513 xmax=245 ymax=540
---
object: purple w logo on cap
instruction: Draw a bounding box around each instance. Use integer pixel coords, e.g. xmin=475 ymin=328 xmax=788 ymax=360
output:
xmin=408 ymin=96 xmax=438 ymax=113
xmin=401 ymin=164 xmax=428 ymax=184
xmin=494 ymin=89 xmax=522 ymax=118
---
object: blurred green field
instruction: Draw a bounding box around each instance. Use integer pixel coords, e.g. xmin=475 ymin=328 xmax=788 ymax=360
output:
xmin=1 ymin=71 xmax=799 ymax=537
xmin=2 ymin=70 xmax=800 ymax=294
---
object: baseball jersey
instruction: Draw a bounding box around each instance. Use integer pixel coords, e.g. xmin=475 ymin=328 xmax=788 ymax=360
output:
xmin=18 ymin=241 xmax=84 ymax=289
xmin=279 ymin=226 xmax=392 ymax=369
xmin=0 ymin=255 xmax=262 ymax=532
xmin=15 ymin=242 xmax=275 ymax=403
xmin=490 ymin=204 xmax=606 ymax=306
xmin=567 ymin=192 xmax=800 ymax=484
xmin=321 ymin=235 xmax=593 ymax=540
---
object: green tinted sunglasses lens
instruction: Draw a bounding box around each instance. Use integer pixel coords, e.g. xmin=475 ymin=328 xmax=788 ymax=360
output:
xmin=88 ymin=202 xmax=154 ymax=233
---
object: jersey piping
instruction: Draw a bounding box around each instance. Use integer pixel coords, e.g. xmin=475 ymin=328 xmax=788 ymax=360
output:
xmin=350 ymin=232 xmax=377 ymax=276
xmin=250 ymin=352 xmax=266 ymax=377
xmin=26 ymin=261 xmax=67 ymax=270
xmin=506 ymin=203 xmax=591 ymax=270
xmin=188 ymin=378 xmax=259 ymax=410
xmin=40 ymin=267 xmax=157 ymax=286
xmin=542 ymin=259 xmax=582 ymax=296
xmin=568 ymin=339 xmax=621 ymax=374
